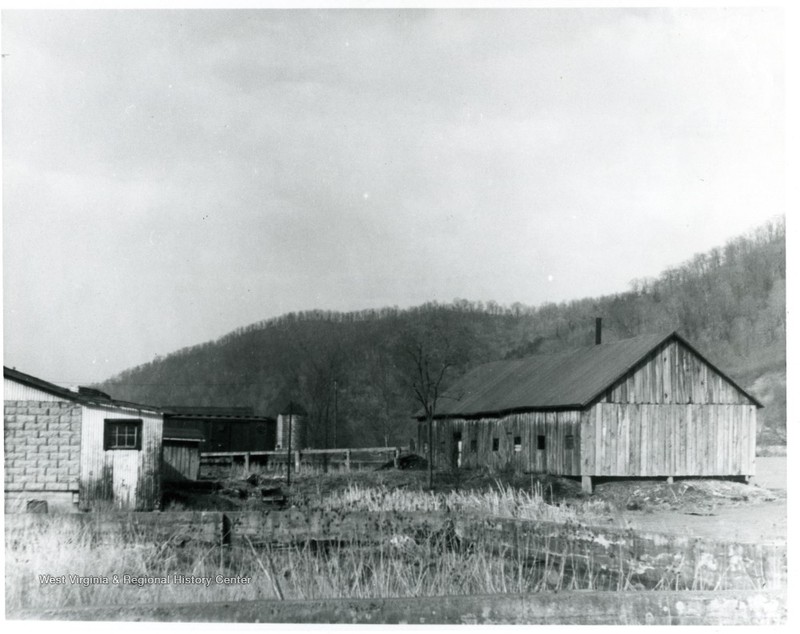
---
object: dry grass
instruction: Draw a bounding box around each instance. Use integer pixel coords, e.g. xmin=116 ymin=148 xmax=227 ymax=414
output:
xmin=6 ymin=511 xmax=685 ymax=613
xmin=308 ymin=481 xmax=611 ymax=524
xmin=7 ymin=485 xmax=761 ymax=613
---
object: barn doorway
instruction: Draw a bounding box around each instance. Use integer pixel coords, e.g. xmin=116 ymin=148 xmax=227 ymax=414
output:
xmin=452 ymin=432 xmax=462 ymax=469
xmin=535 ymin=434 xmax=547 ymax=472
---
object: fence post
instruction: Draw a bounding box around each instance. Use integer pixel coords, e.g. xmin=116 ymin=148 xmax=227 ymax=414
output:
xmin=394 ymin=447 xmax=400 ymax=469
xmin=345 ymin=449 xmax=351 ymax=472
xmin=244 ymin=452 xmax=250 ymax=473
xmin=294 ymin=451 xmax=301 ymax=474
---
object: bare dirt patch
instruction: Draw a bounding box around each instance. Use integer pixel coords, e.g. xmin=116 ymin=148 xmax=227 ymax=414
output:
xmin=596 ymin=457 xmax=787 ymax=543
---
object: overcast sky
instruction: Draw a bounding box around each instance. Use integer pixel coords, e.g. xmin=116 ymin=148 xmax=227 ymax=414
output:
xmin=2 ymin=8 xmax=786 ymax=386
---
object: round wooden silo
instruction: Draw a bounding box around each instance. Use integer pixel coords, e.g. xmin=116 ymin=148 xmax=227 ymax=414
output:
xmin=276 ymin=401 xmax=308 ymax=451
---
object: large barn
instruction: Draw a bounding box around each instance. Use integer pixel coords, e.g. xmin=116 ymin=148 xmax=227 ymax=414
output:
xmin=416 ymin=331 xmax=762 ymax=492
xmin=4 ymin=366 xmax=164 ymax=512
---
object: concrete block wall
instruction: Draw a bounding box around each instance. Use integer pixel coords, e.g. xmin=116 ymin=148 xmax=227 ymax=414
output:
xmin=4 ymin=400 xmax=82 ymax=501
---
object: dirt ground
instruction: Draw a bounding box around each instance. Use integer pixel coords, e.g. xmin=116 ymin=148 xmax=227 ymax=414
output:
xmin=608 ymin=457 xmax=787 ymax=543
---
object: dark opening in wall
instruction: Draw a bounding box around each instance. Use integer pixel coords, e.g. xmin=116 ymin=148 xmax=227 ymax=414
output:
xmin=537 ymin=435 xmax=546 ymax=451
xmin=565 ymin=434 xmax=575 ymax=450
xmin=513 ymin=436 xmax=522 ymax=452
xmin=470 ymin=439 xmax=477 ymax=452
xmin=492 ymin=438 xmax=499 ymax=451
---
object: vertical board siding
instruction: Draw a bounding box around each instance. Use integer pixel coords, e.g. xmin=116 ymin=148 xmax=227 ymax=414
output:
xmin=432 ymin=410 xmax=581 ymax=475
xmin=79 ymin=405 xmax=162 ymax=511
xmin=163 ymin=443 xmax=201 ymax=481
xmin=584 ymin=402 xmax=755 ymax=477
xmin=586 ymin=338 xmax=757 ymax=478
xmin=604 ymin=340 xmax=751 ymax=406
xmin=427 ymin=338 xmax=757 ymax=480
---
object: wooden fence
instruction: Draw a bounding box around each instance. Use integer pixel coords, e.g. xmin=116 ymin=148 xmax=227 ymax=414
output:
xmin=201 ymin=446 xmax=407 ymax=476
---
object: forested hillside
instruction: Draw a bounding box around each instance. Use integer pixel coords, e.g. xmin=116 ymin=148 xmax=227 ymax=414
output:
xmin=100 ymin=217 xmax=786 ymax=446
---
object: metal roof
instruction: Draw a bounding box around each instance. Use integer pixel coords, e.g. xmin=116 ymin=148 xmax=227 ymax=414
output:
xmin=418 ymin=331 xmax=761 ymax=419
xmin=4 ymin=366 xmax=162 ymax=414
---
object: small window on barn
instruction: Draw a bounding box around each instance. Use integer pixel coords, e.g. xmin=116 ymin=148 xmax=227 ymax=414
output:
xmin=492 ymin=438 xmax=500 ymax=451
xmin=565 ymin=435 xmax=575 ymax=450
xmin=513 ymin=436 xmax=522 ymax=452
xmin=537 ymin=435 xmax=546 ymax=451
xmin=104 ymin=419 xmax=142 ymax=450
xmin=470 ymin=439 xmax=477 ymax=452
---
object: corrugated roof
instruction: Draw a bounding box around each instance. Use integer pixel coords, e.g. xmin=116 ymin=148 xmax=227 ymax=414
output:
xmin=4 ymin=366 xmax=162 ymax=414
xmin=419 ymin=331 xmax=761 ymax=419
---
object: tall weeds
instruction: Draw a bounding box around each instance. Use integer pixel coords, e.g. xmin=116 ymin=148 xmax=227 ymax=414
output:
xmin=6 ymin=509 xmax=733 ymax=613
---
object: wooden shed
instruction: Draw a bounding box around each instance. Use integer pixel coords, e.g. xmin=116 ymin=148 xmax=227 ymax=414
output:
xmin=163 ymin=407 xmax=276 ymax=453
xmin=4 ymin=366 xmax=163 ymax=512
xmin=416 ymin=332 xmax=762 ymax=492
xmin=162 ymin=427 xmax=204 ymax=482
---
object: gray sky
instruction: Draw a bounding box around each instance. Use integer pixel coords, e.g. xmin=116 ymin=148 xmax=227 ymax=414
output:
xmin=2 ymin=8 xmax=785 ymax=386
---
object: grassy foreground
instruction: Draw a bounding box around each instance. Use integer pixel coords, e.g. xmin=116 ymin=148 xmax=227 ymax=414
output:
xmin=7 ymin=476 xmax=755 ymax=613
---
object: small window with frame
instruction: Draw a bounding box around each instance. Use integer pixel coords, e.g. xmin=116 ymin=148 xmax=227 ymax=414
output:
xmin=104 ymin=419 xmax=143 ymax=450
xmin=514 ymin=436 xmax=522 ymax=452
xmin=565 ymin=434 xmax=575 ymax=450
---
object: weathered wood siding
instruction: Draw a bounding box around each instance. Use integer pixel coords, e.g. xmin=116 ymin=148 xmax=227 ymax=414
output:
xmin=428 ymin=411 xmax=582 ymax=475
xmin=581 ymin=403 xmax=757 ymax=477
xmin=163 ymin=442 xmax=201 ymax=481
xmin=600 ymin=339 xmax=751 ymax=405
xmin=78 ymin=405 xmax=163 ymax=511
xmin=583 ymin=339 xmax=757 ymax=477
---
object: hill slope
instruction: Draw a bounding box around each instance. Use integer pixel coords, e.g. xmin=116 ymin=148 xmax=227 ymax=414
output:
xmin=100 ymin=217 xmax=786 ymax=447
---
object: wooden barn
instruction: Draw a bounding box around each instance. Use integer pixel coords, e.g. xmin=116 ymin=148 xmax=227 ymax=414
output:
xmin=4 ymin=366 xmax=164 ymax=512
xmin=416 ymin=332 xmax=762 ymax=492
xmin=163 ymin=406 xmax=276 ymax=453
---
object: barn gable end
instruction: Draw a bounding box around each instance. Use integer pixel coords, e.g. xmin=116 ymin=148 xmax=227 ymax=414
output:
xmin=597 ymin=337 xmax=755 ymax=407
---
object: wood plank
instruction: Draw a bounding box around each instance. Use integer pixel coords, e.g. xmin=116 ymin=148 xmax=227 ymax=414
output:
xmin=679 ymin=404 xmax=686 ymax=475
xmin=629 ymin=406 xmax=636 ymax=474
xmin=621 ymin=406 xmax=629 ymax=475
xmin=606 ymin=405 xmax=612 ymax=476
xmin=594 ymin=405 xmax=602 ymax=477
xmin=686 ymin=406 xmax=695 ymax=475
xmin=636 ymin=404 xmax=650 ymax=476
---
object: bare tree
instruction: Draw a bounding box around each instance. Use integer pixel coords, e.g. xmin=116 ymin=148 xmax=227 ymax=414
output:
xmin=395 ymin=310 xmax=473 ymax=489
